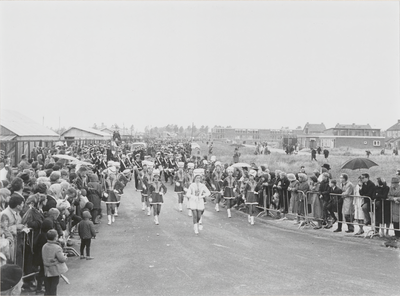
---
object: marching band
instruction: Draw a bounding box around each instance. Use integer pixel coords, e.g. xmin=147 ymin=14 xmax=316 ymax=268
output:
xmin=82 ymin=140 xmax=263 ymax=235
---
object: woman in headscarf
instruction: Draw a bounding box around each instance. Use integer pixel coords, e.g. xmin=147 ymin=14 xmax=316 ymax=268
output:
xmin=42 ymin=184 xmax=60 ymax=213
xmin=148 ymin=170 xmax=167 ymax=225
xmin=186 ymin=169 xmax=210 ymax=234
xmin=0 ymin=188 xmax=11 ymax=212
xmin=21 ymin=193 xmax=45 ymax=290
xmin=310 ymin=175 xmax=323 ymax=229
xmin=297 ymin=173 xmax=310 ymax=225
xmin=287 ymin=173 xmax=300 ymax=224
xmin=87 ymin=174 xmax=102 ymax=224
xmin=244 ymin=170 xmax=262 ymax=225
xmin=353 ymin=176 xmax=365 ymax=235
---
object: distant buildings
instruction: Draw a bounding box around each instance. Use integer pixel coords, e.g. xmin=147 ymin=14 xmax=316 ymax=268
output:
xmin=211 ymin=121 xmax=390 ymax=150
xmin=385 ymin=119 xmax=400 ymax=149
xmin=210 ymin=126 xmax=302 ymax=145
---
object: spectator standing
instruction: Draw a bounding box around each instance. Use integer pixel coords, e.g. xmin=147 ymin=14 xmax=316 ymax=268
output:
xmin=359 ymin=173 xmax=375 ymax=226
xmin=388 ymin=177 xmax=400 ymax=239
xmin=311 ymin=148 xmax=317 ymax=161
xmin=323 ymin=149 xmax=329 ymax=159
xmin=374 ymin=177 xmax=389 ymax=236
xmin=78 ymin=211 xmax=96 ymax=260
xmin=18 ymin=155 xmax=30 ymax=173
xmin=42 ymin=229 xmax=68 ymax=296
xmin=336 ymin=173 xmax=354 ymax=233
xmin=353 ymin=177 xmax=364 ymax=235
xmin=233 ymin=148 xmax=241 ymax=164
xmin=326 ymin=180 xmax=342 ymax=229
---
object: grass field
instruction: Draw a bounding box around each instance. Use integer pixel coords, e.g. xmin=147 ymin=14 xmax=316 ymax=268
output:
xmin=198 ymin=141 xmax=400 ymax=184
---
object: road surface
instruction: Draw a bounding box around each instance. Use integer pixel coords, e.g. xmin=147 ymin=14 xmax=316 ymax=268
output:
xmin=59 ymin=180 xmax=400 ymax=296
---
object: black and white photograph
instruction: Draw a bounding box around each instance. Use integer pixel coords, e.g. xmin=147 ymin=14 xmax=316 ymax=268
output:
xmin=0 ymin=1 xmax=400 ymax=295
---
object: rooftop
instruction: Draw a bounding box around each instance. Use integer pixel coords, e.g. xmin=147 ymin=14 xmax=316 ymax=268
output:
xmin=0 ymin=110 xmax=59 ymax=137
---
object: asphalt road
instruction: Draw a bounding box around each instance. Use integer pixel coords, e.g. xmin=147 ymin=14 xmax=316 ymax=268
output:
xmin=58 ymin=180 xmax=400 ymax=296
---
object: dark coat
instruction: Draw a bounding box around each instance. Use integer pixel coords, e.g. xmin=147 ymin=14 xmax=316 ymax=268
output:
xmin=42 ymin=195 xmax=57 ymax=213
xmin=359 ymin=180 xmax=375 ymax=206
xmin=319 ymin=180 xmax=331 ymax=202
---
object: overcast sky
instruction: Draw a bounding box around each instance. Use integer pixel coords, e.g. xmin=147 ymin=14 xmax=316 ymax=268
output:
xmin=0 ymin=1 xmax=399 ymax=132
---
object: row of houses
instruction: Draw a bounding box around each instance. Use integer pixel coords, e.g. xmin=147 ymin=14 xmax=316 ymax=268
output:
xmin=210 ymin=121 xmax=400 ymax=150
xmin=1 ymin=110 xmax=400 ymax=159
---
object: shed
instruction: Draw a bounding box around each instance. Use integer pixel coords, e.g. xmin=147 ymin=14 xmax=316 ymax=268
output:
xmin=0 ymin=110 xmax=60 ymax=165
xmin=61 ymin=127 xmax=112 ymax=143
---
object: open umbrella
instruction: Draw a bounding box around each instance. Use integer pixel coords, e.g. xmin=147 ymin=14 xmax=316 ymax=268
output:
xmin=52 ymin=154 xmax=79 ymax=162
xmin=230 ymin=143 xmax=245 ymax=148
xmin=232 ymin=162 xmax=252 ymax=168
xmin=340 ymin=158 xmax=378 ymax=170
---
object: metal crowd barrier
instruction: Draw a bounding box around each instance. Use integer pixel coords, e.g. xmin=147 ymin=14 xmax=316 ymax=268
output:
xmin=372 ymin=197 xmax=400 ymax=238
xmin=254 ymin=188 xmax=400 ymax=239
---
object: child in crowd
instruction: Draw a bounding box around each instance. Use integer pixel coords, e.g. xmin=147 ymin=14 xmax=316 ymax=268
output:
xmin=78 ymin=211 xmax=96 ymax=260
xmin=42 ymin=229 xmax=68 ymax=296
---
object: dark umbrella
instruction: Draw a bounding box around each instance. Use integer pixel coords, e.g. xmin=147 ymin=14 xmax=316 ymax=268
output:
xmin=340 ymin=158 xmax=378 ymax=170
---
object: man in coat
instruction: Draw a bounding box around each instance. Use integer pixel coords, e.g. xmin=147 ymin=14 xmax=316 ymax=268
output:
xmin=336 ymin=173 xmax=354 ymax=233
xmin=359 ymin=173 xmax=375 ymax=226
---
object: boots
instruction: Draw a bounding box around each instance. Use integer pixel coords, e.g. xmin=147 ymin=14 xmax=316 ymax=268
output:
xmin=114 ymin=207 xmax=118 ymax=216
xmin=154 ymin=215 xmax=159 ymax=225
xmin=248 ymin=215 xmax=251 ymax=223
xmin=147 ymin=207 xmax=151 ymax=216
xmin=179 ymin=203 xmax=183 ymax=212
xmin=111 ymin=215 xmax=115 ymax=223
xmin=215 ymin=204 xmax=220 ymax=212
xmin=194 ymin=223 xmax=199 ymax=234
xmin=250 ymin=216 xmax=254 ymax=225
xmin=142 ymin=203 xmax=146 ymax=211
xmin=107 ymin=215 xmax=111 ymax=225
xmin=227 ymin=209 xmax=231 ymax=218
xmin=188 ymin=210 xmax=192 ymax=217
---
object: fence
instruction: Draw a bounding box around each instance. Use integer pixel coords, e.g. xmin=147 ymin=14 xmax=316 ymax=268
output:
xmin=255 ymin=187 xmax=400 ymax=237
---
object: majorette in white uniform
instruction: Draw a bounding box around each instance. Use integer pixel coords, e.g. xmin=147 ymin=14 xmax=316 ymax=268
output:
xmin=186 ymin=168 xmax=210 ymax=234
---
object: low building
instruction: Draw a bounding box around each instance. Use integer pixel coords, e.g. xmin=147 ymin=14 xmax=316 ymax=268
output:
xmin=298 ymin=123 xmax=384 ymax=149
xmin=0 ymin=110 xmax=60 ymax=165
xmin=61 ymin=127 xmax=111 ymax=145
xmin=211 ymin=126 xmax=301 ymax=145
xmin=386 ymin=119 xmax=400 ymax=139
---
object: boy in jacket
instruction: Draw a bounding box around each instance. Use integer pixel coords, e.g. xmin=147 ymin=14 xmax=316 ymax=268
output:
xmin=42 ymin=229 xmax=68 ymax=296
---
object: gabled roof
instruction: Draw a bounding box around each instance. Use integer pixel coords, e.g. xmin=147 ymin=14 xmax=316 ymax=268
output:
xmin=61 ymin=126 xmax=110 ymax=137
xmin=387 ymin=120 xmax=400 ymax=131
xmin=0 ymin=110 xmax=59 ymax=137
xmin=334 ymin=123 xmax=372 ymax=129
xmin=100 ymin=128 xmax=113 ymax=134
xmin=303 ymin=123 xmax=326 ymax=133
